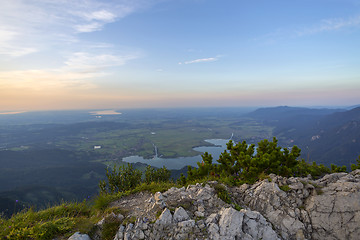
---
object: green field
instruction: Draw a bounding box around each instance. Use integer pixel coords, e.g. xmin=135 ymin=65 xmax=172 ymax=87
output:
xmin=1 ymin=109 xmax=274 ymax=165
xmin=47 ymin=117 xmax=273 ymax=162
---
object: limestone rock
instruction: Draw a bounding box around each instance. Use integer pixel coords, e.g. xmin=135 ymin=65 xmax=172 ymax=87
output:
xmin=206 ymin=213 xmax=219 ymax=225
xmin=67 ymin=232 xmax=91 ymax=240
xmin=235 ymin=170 xmax=360 ymax=240
xmin=155 ymin=208 xmax=172 ymax=225
xmin=113 ymin=225 xmax=125 ymax=240
xmin=154 ymin=192 xmax=164 ymax=202
xmin=154 ymin=192 xmax=166 ymax=208
xmin=178 ymin=219 xmax=195 ymax=228
xmin=173 ymin=206 xmax=190 ymax=222
xmin=218 ymin=207 xmax=244 ymax=238
xmin=306 ymin=172 xmax=360 ymax=240
xmin=242 ymin=209 xmax=280 ymax=240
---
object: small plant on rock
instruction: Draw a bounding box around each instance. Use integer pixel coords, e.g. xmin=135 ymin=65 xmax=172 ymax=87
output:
xmin=279 ymin=185 xmax=291 ymax=192
xmin=213 ymin=184 xmax=231 ymax=204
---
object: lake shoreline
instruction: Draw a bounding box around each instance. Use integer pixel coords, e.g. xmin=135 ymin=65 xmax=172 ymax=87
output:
xmin=122 ymin=139 xmax=230 ymax=170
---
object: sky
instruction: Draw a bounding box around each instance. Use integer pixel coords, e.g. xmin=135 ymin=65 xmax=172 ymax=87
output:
xmin=0 ymin=0 xmax=360 ymax=111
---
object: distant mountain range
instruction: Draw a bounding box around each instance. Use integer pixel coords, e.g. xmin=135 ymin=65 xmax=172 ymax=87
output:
xmin=247 ymin=106 xmax=360 ymax=168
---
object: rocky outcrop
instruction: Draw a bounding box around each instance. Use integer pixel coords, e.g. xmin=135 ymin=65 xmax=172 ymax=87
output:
xmin=234 ymin=169 xmax=360 ymax=240
xmin=305 ymin=171 xmax=360 ymax=240
xmin=105 ymin=183 xmax=280 ymax=240
xmin=68 ymin=170 xmax=360 ymax=240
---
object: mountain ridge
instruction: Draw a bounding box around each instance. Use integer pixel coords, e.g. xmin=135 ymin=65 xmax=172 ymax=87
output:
xmin=247 ymin=106 xmax=360 ymax=168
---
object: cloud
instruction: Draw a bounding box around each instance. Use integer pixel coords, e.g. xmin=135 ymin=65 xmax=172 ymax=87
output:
xmin=0 ymin=46 xmax=37 ymax=57
xmin=65 ymin=52 xmax=140 ymax=71
xmin=0 ymin=29 xmax=38 ymax=56
xmin=0 ymin=0 xmax=144 ymax=107
xmin=75 ymin=22 xmax=104 ymax=33
xmin=296 ymin=15 xmax=360 ymax=36
xmin=254 ymin=14 xmax=360 ymax=45
xmin=179 ymin=57 xmax=218 ymax=65
xmin=83 ymin=10 xmax=118 ymax=22
xmin=0 ymin=51 xmax=140 ymax=92
xmin=0 ymin=0 xmax=153 ymax=57
xmin=0 ymin=69 xmax=98 ymax=91
xmin=72 ymin=8 xmax=122 ymax=33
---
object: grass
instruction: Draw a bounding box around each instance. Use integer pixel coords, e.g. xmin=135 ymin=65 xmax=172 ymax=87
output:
xmin=0 ymin=201 xmax=97 ymax=240
xmin=308 ymin=182 xmax=324 ymax=195
xmin=212 ymin=183 xmax=243 ymax=211
xmin=155 ymin=210 xmax=163 ymax=219
xmin=101 ymin=215 xmax=123 ymax=240
xmin=234 ymin=203 xmax=242 ymax=211
xmin=213 ymin=184 xmax=232 ymax=204
xmin=259 ymin=172 xmax=272 ymax=182
xmin=94 ymin=181 xmax=177 ymax=211
xmin=279 ymin=185 xmax=291 ymax=192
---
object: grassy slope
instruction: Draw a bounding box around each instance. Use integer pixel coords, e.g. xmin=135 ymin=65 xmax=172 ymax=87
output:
xmin=0 ymin=182 xmax=178 ymax=240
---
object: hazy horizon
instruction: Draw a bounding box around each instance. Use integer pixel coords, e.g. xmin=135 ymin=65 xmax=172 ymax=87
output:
xmin=1 ymin=1 xmax=360 ymax=111
xmin=1 ymin=104 xmax=359 ymax=116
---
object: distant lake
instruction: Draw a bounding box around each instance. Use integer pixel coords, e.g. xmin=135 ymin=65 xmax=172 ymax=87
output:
xmin=89 ymin=110 xmax=122 ymax=115
xmin=122 ymin=139 xmax=230 ymax=170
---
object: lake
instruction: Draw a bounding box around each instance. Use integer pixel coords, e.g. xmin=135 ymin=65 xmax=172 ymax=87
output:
xmin=122 ymin=139 xmax=230 ymax=169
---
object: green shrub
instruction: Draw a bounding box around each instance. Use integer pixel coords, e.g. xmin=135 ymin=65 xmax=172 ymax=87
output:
xmin=293 ymin=160 xmax=331 ymax=178
xmin=177 ymin=173 xmax=187 ymax=185
xmin=144 ymin=166 xmax=171 ymax=184
xmin=186 ymin=152 xmax=216 ymax=182
xmin=99 ymin=163 xmax=142 ymax=194
xmin=99 ymin=164 xmax=173 ymax=196
xmin=183 ymin=137 xmax=348 ymax=186
xmin=331 ymin=164 xmax=347 ymax=173
xmin=351 ymin=156 xmax=360 ymax=171
xmin=185 ymin=137 xmax=306 ymax=185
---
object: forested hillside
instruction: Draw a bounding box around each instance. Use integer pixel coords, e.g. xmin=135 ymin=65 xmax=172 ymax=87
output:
xmin=247 ymin=106 xmax=360 ymax=168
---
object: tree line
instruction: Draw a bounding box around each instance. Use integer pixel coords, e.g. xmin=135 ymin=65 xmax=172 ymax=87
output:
xmin=99 ymin=137 xmax=360 ymax=194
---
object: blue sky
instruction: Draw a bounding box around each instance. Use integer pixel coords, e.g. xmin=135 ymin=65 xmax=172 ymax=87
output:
xmin=1 ymin=0 xmax=360 ymax=111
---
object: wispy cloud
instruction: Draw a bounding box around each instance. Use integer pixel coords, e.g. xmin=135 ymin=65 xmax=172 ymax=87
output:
xmin=72 ymin=8 xmax=122 ymax=33
xmin=0 ymin=29 xmax=38 ymax=57
xmin=74 ymin=22 xmax=104 ymax=33
xmin=81 ymin=9 xmax=118 ymax=22
xmin=0 ymin=50 xmax=140 ymax=91
xmin=0 ymin=69 xmax=98 ymax=91
xmin=65 ymin=52 xmax=140 ymax=71
xmin=296 ymin=15 xmax=360 ymax=36
xmin=0 ymin=0 xmax=152 ymax=57
xmin=179 ymin=57 xmax=219 ymax=65
xmin=254 ymin=14 xmax=360 ymax=45
xmin=0 ymin=0 xmax=143 ymax=94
